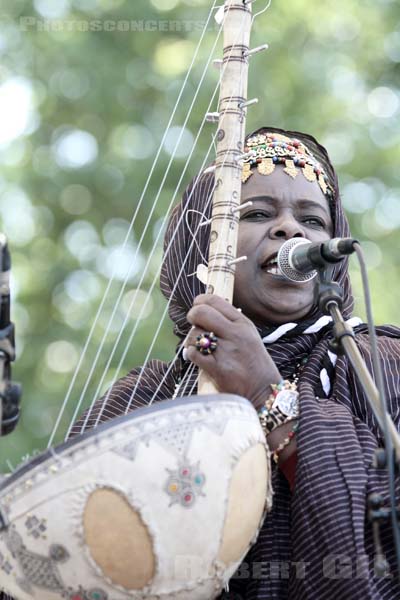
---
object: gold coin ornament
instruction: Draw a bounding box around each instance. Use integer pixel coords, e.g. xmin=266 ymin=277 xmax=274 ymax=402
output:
xmin=283 ymin=159 xmax=298 ymax=179
xmin=303 ymin=162 xmax=317 ymax=182
xmin=258 ymin=158 xmax=275 ymax=176
xmin=319 ymin=173 xmax=328 ymax=195
xmin=241 ymin=162 xmax=252 ymax=183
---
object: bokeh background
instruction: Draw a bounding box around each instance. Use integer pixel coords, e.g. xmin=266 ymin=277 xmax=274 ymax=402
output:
xmin=0 ymin=0 xmax=399 ymax=471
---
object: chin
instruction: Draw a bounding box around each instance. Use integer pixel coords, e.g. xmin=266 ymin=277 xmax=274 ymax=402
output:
xmin=249 ymin=303 xmax=314 ymax=326
xmin=234 ymin=284 xmax=316 ymax=324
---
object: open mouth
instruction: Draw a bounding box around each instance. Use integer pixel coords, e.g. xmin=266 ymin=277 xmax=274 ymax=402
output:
xmin=262 ymin=253 xmax=281 ymax=275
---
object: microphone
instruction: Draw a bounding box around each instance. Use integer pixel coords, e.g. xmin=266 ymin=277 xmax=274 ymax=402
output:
xmin=277 ymin=237 xmax=358 ymax=283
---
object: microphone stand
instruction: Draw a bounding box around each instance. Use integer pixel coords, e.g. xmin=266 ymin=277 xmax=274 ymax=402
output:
xmin=0 ymin=236 xmax=21 ymax=436
xmin=0 ymin=327 xmax=21 ymax=436
xmin=316 ymin=267 xmax=400 ymax=575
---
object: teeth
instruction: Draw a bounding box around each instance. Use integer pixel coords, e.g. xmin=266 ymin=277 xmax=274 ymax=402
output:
xmin=266 ymin=264 xmax=280 ymax=274
xmin=263 ymin=256 xmax=278 ymax=272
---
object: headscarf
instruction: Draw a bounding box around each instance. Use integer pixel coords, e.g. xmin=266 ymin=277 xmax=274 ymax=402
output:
xmin=159 ymin=126 xmax=354 ymax=342
xmin=71 ymin=127 xmax=400 ymax=600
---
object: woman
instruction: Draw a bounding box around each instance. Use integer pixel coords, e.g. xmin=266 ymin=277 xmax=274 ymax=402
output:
xmin=69 ymin=127 xmax=400 ymax=599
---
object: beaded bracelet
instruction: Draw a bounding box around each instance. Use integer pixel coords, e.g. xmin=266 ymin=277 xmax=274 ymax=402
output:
xmin=258 ymin=379 xmax=299 ymax=436
xmin=272 ymin=421 xmax=299 ymax=464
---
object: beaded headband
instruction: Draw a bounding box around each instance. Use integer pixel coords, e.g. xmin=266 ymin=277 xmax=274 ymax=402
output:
xmin=241 ymin=132 xmax=334 ymax=198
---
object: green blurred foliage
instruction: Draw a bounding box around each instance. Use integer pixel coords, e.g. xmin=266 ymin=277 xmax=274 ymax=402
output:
xmin=0 ymin=0 xmax=399 ymax=470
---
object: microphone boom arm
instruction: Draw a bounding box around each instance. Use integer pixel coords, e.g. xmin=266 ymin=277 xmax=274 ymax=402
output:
xmin=316 ymin=267 xmax=400 ymax=456
xmin=316 ymin=266 xmax=400 ymax=578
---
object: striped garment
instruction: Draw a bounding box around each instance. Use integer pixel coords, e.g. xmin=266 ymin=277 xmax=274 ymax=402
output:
xmin=67 ymin=323 xmax=400 ymax=600
xmin=68 ymin=127 xmax=400 ymax=599
xmin=2 ymin=323 xmax=399 ymax=600
xmin=2 ymin=128 xmax=400 ymax=600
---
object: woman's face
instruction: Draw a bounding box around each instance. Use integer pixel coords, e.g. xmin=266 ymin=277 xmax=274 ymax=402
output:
xmin=233 ymin=166 xmax=334 ymax=325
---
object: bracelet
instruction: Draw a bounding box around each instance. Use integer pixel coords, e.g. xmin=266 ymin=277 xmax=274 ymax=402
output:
xmin=272 ymin=421 xmax=299 ymax=464
xmin=258 ymin=379 xmax=299 ymax=436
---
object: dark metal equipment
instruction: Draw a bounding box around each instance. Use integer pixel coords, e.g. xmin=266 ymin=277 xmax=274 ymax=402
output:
xmin=0 ymin=234 xmax=21 ymax=435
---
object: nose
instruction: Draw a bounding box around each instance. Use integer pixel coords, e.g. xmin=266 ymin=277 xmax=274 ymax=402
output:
xmin=269 ymin=212 xmax=306 ymax=240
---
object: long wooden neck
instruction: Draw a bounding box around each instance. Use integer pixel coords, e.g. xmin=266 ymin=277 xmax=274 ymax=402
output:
xmin=198 ymin=0 xmax=252 ymax=395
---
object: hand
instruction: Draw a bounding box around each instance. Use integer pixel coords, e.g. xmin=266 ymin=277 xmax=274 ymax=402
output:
xmin=185 ymin=294 xmax=282 ymax=410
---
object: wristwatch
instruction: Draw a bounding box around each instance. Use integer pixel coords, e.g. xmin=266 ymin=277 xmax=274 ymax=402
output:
xmin=272 ymin=388 xmax=299 ymax=418
xmin=264 ymin=389 xmax=299 ymax=433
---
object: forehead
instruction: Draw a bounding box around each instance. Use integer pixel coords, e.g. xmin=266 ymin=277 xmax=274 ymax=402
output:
xmin=241 ymin=165 xmax=332 ymax=215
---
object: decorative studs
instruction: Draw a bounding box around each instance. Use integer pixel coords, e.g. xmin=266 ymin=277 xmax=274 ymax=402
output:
xmin=195 ymin=332 xmax=218 ymax=355
xmin=165 ymin=460 xmax=206 ymax=508
xmin=241 ymin=132 xmax=334 ymax=197
xmin=49 ymin=544 xmax=70 ymax=563
xmin=25 ymin=515 xmax=47 ymax=539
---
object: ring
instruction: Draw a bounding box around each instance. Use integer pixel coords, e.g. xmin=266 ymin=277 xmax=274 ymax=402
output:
xmin=195 ymin=332 xmax=218 ymax=355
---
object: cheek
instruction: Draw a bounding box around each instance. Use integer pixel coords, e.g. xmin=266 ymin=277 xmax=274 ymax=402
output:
xmin=236 ymin=227 xmax=256 ymax=257
xmin=308 ymin=230 xmax=332 ymax=243
xmin=235 ymin=232 xmax=255 ymax=281
xmin=236 ymin=231 xmax=245 ymax=256
xmin=232 ymin=260 xmax=246 ymax=292
xmin=232 ymin=252 xmax=252 ymax=302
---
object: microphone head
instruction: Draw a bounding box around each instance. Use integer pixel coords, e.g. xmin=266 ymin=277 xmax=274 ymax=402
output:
xmin=277 ymin=238 xmax=317 ymax=283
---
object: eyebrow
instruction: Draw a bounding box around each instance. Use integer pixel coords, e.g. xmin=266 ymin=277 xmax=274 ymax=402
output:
xmin=244 ymin=195 xmax=331 ymax=219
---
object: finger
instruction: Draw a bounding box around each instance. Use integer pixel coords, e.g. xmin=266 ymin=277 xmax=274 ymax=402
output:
xmin=183 ymin=326 xmax=200 ymax=348
xmin=187 ymin=304 xmax=231 ymax=337
xmin=182 ymin=325 xmax=196 ymax=360
xmin=193 ymin=294 xmax=244 ymax=322
xmin=185 ymin=344 xmax=219 ymax=378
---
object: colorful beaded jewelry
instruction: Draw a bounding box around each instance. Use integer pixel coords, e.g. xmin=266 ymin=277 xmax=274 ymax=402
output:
xmin=272 ymin=421 xmax=299 ymax=464
xmin=258 ymin=379 xmax=299 ymax=436
xmin=241 ymin=132 xmax=334 ymax=198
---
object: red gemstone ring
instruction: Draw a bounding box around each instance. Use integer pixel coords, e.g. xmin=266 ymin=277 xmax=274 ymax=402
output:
xmin=195 ymin=332 xmax=218 ymax=355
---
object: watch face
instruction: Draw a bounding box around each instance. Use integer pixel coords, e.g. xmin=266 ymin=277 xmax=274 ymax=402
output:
xmin=273 ymin=390 xmax=299 ymax=417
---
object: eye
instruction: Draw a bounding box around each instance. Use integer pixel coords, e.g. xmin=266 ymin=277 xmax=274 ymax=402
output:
xmin=302 ymin=216 xmax=326 ymax=228
xmin=240 ymin=210 xmax=273 ymax=222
